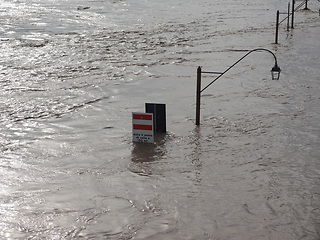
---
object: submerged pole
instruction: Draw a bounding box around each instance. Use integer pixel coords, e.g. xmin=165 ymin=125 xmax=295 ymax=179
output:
xmin=196 ymin=66 xmax=201 ymax=126
xmin=291 ymin=0 xmax=295 ymax=29
xmin=287 ymin=2 xmax=290 ymax=31
xmin=275 ymin=10 xmax=280 ymax=44
xmin=304 ymin=0 xmax=308 ymax=10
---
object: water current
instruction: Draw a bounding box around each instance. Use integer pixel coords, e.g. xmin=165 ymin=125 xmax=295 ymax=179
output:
xmin=1 ymin=0 xmax=320 ymax=239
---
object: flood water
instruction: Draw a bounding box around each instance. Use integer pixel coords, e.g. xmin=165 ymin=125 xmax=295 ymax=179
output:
xmin=1 ymin=0 xmax=320 ymax=239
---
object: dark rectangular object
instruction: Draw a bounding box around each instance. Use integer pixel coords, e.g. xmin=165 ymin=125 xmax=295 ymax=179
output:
xmin=145 ymin=103 xmax=166 ymax=133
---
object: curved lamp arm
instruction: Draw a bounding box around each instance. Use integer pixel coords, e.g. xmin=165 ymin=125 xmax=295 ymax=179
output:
xmin=200 ymin=48 xmax=281 ymax=93
xmin=196 ymin=48 xmax=281 ymax=125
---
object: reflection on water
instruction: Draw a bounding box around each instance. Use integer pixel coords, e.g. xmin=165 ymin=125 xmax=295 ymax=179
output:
xmin=130 ymin=133 xmax=167 ymax=176
xmin=189 ymin=127 xmax=202 ymax=184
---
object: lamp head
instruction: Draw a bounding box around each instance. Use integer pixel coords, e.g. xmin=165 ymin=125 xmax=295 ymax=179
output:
xmin=271 ymin=64 xmax=281 ymax=80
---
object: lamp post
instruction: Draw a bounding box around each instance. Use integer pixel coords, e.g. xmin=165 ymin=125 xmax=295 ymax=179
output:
xmin=195 ymin=48 xmax=281 ymax=126
xmin=304 ymin=0 xmax=308 ymax=10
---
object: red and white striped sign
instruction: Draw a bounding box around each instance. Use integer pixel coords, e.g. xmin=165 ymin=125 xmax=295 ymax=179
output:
xmin=132 ymin=112 xmax=154 ymax=143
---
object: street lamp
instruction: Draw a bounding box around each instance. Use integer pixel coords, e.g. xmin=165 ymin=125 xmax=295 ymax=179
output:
xmin=196 ymin=48 xmax=281 ymax=125
xmin=271 ymin=64 xmax=281 ymax=80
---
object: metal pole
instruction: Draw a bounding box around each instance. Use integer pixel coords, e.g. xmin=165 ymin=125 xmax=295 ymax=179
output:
xmin=304 ymin=0 xmax=308 ymax=10
xmin=287 ymin=2 xmax=290 ymax=31
xmin=275 ymin=10 xmax=279 ymax=44
xmin=196 ymin=66 xmax=201 ymax=126
xmin=291 ymin=0 xmax=295 ymax=29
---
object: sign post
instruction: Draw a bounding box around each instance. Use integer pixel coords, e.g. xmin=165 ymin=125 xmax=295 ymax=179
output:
xmin=132 ymin=113 xmax=154 ymax=143
xmin=145 ymin=103 xmax=166 ymax=133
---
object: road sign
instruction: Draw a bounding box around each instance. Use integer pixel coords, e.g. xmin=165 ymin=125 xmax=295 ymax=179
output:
xmin=132 ymin=112 xmax=154 ymax=143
